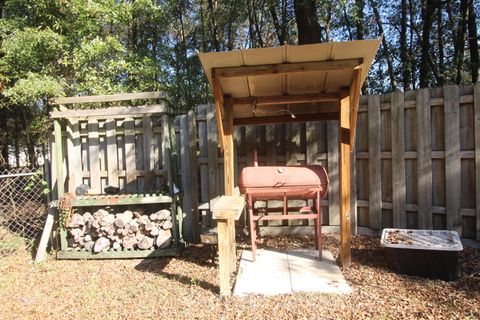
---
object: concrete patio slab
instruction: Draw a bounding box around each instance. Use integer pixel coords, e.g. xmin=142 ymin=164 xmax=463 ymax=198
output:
xmin=233 ymin=248 xmax=352 ymax=296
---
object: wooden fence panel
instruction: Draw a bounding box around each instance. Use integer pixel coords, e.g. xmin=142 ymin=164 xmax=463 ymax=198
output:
xmin=188 ymin=84 xmax=479 ymax=240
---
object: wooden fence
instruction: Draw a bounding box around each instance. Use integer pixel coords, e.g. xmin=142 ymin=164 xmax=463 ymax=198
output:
xmin=190 ymin=84 xmax=480 ymax=241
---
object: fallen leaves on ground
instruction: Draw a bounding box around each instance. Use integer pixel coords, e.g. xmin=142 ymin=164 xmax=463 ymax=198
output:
xmin=0 ymin=234 xmax=478 ymax=320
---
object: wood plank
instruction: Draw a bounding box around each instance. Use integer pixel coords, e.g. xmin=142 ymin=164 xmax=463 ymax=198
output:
xmin=105 ymin=119 xmax=119 ymax=187
xmin=474 ymin=82 xmax=480 ymax=240
xmin=233 ymin=92 xmax=340 ymax=106
xmin=162 ymin=115 xmax=173 ymax=192
xmin=265 ymin=125 xmax=276 ymax=165
xmin=143 ymin=116 xmax=155 ymax=191
xmin=339 ymin=92 xmax=352 ymax=267
xmin=306 ymin=122 xmax=318 ymax=164
xmin=180 ymin=114 xmax=193 ymax=242
xmin=198 ymin=106 xmax=211 ymax=227
xmin=188 ymin=110 xmax=200 ymax=242
xmin=124 ymin=118 xmax=137 ymax=192
xmin=211 ymin=196 xmax=246 ymax=220
xmin=286 ymin=123 xmax=301 ymax=165
xmin=207 ymin=104 xmax=220 ymax=209
xmin=51 ymin=91 xmax=166 ymax=105
xmin=391 ymin=92 xmax=407 ymax=228
xmin=350 ymin=146 xmax=357 ymax=235
xmin=87 ymin=119 xmax=101 ymax=191
xmin=245 ymin=125 xmax=256 ymax=166
xmin=66 ymin=119 xmax=81 ymax=192
xmin=416 ymin=88 xmax=433 ymax=229
xmin=444 ymin=85 xmax=462 ymax=235
xmin=224 ymin=97 xmax=235 ymax=196
xmin=327 ymin=121 xmax=339 ymax=225
xmin=368 ymin=95 xmax=382 ymax=229
xmin=213 ymin=58 xmax=362 ymax=78
xmin=233 ymin=112 xmax=338 ymax=126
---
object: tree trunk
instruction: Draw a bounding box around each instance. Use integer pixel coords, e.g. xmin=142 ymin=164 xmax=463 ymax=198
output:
xmin=419 ymin=0 xmax=436 ymax=88
xmin=207 ymin=0 xmax=220 ymax=51
xmin=369 ymin=0 xmax=397 ymax=90
xmin=269 ymin=0 xmax=285 ymax=45
xmin=437 ymin=0 xmax=444 ymax=86
xmin=467 ymin=0 xmax=479 ymax=83
xmin=454 ymin=0 xmax=468 ymax=84
xmin=294 ymin=0 xmax=321 ymax=44
xmin=400 ymin=0 xmax=411 ymax=91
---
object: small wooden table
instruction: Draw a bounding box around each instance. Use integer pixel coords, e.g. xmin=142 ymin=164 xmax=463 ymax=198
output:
xmin=211 ymin=195 xmax=245 ymax=296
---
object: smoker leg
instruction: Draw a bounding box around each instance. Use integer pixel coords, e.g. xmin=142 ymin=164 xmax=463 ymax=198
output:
xmin=316 ymin=191 xmax=322 ymax=260
xmin=248 ymin=195 xmax=257 ymax=262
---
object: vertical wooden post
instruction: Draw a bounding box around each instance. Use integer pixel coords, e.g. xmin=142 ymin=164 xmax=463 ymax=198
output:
xmin=217 ymin=218 xmax=231 ymax=296
xmin=339 ymin=92 xmax=352 ymax=267
xmin=53 ymin=112 xmax=68 ymax=251
xmin=223 ymin=96 xmax=236 ymax=269
xmin=224 ymin=96 xmax=234 ymax=196
xmin=474 ymin=82 xmax=480 ymax=240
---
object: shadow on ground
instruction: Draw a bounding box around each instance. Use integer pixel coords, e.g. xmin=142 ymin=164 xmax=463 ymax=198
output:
xmin=134 ymin=244 xmax=220 ymax=294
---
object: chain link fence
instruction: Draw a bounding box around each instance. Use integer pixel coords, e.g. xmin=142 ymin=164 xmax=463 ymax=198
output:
xmin=0 ymin=167 xmax=48 ymax=255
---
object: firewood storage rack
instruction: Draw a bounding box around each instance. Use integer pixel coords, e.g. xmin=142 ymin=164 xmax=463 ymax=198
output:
xmin=47 ymin=92 xmax=183 ymax=259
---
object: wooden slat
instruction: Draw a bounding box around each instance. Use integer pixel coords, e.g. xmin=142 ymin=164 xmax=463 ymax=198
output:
xmin=233 ymin=92 xmax=340 ymax=105
xmin=339 ymin=92 xmax=351 ymax=267
xmin=87 ymin=119 xmax=101 ymax=191
xmin=57 ymin=247 xmax=178 ymax=260
xmin=391 ymin=92 xmax=406 ymax=228
xmin=265 ymin=125 xmax=276 ymax=165
xmin=213 ymin=58 xmax=362 ymax=78
xmin=444 ymin=85 xmax=462 ymax=235
xmin=368 ymin=95 xmax=382 ymax=229
xmin=66 ymin=119 xmax=81 ymax=192
xmin=105 ymin=119 xmax=119 ymax=187
xmin=350 ymin=147 xmax=357 ymax=235
xmin=474 ymin=82 xmax=480 ymax=240
xmin=349 ymin=66 xmax=363 ymax=146
xmin=212 ymin=78 xmax=226 ymax=150
xmin=327 ymin=121 xmax=339 ymax=225
xmin=306 ymin=122 xmax=318 ymax=164
xmin=51 ymin=91 xmax=165 ymax=105
xmin=198 ymin=106 xmax=211 ymax=226
xmin=143 ymin=116 xmax=155 ymax=191
xmin=286 ymin=123 xmax=301 ymax=165
xmin=416 ymin=88 xmax=433 ymax=229
xmin=124 ymin=118 xmax=137 ymax=192
xmin=207 ymin=104 xmax=220 ymax=209
xmin=245 ymin=125 xmax=256 ymax=166
xmin=188 ymin=110 xmax=200 ymax=242
xmin=180 ymin=114 xmax=193 ymax=241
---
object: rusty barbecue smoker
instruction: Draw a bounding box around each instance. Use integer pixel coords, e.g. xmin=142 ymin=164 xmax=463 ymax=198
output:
xmin=239 ymin=156 xmax=329 ymax=261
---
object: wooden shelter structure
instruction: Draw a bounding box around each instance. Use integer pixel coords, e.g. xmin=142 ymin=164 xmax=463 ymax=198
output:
xmin=199 ymin=39 xmax=381 ymax=267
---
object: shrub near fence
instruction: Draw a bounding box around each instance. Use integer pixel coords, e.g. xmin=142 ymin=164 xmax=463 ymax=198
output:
xmin=0 ymin=168 xmax=48 ymax=253
xmin=190 ymin=84 xmax=480 ymax=241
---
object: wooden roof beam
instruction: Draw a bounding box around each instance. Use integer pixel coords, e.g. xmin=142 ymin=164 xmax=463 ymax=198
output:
xmin=212 ymin=58 xmax=363 ymax=79
xmin=233 ymin=92 xmax=340 ymax=106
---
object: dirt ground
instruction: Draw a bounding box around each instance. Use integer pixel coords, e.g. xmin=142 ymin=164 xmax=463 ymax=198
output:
xmin=0 ymin=233 xmax=478 ymax=320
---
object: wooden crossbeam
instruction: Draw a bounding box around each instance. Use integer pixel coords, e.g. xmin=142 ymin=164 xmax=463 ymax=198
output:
xmin=49 ymin=104 xmax=167 ymax=119
xmin=51 ymin=91 xmax=166 ymax=105
xmin=233 ymin=92 xmax=340 ymax=106
xmin=212 ymin=58 xmax=363 ymax=79
xmin=233 ymin=112 xmax=338 ymax=126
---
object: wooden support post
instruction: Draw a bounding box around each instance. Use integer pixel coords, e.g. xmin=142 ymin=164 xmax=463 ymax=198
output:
xmin=53 ymin=114 xmax=68 ymax=251
xmin=211 ymin=196 xmax=245 ymax=296
xmin=224 ymin=96 xmax=234 ymax=196
xmin=339 ymin=92 xmax=352 ymax=267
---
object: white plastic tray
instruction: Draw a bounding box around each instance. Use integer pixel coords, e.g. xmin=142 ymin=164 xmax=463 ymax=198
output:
xmin=380 ymin=228 xmax=463 ymax=251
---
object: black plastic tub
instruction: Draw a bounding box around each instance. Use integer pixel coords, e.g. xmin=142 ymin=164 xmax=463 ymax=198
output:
xmin=380 ymin=229 xmax=463 ymax=281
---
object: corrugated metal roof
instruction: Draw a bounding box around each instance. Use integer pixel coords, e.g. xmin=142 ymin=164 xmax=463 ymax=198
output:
xmin=198 ymin=39 xmax=381 ymax=121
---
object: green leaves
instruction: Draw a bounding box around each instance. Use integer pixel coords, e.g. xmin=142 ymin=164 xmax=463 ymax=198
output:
xmin=3 ymin=73 xmax=64 ymax=106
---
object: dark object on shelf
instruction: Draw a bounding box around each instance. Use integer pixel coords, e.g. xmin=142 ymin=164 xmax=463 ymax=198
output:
xmin=75 ymin=184 xmax=90 ymax=196
xmin=380 ymin=228 xmax=463 ymax=281
xmin=104 ymin=185 xmax=120 ymax=194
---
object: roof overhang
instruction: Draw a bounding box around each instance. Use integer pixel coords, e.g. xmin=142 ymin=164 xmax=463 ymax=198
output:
xmin=198 ymin=39 xmax=381 ymax=148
